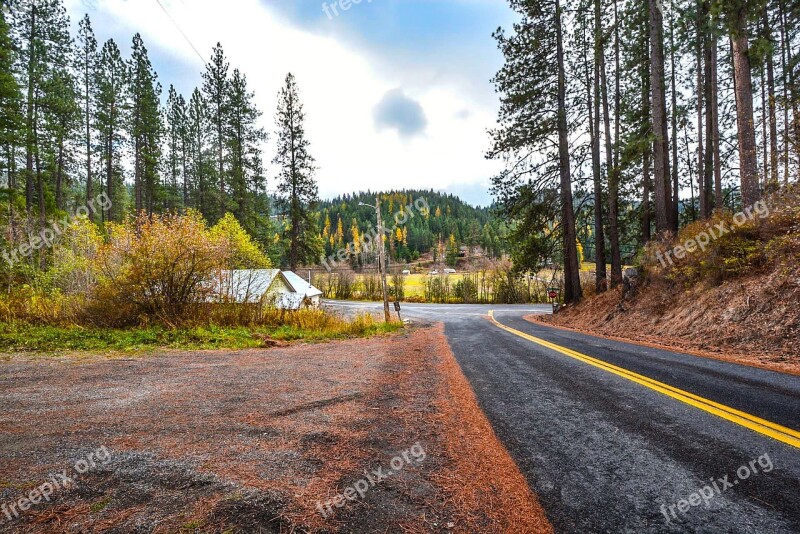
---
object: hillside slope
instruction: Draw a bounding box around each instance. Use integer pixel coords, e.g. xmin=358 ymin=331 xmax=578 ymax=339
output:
xmin=536 ymin=186 xmax=800 ymax=373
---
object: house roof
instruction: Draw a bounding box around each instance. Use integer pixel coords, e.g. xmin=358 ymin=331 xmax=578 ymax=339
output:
xmin=212 ymin=269 xmax=322 ymax=304
xmin=214 ymin=269 xmax=283 ymax=303
xmin=282 ymin=270 xmax=323 ymax=298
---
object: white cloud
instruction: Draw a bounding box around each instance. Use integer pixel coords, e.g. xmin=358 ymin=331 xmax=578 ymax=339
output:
xmin=65 ymin=0 xmax=501 ymax=204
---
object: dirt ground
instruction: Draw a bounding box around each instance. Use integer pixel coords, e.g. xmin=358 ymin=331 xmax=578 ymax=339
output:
xmin=0 ymin=325 xmax=551 ymax=533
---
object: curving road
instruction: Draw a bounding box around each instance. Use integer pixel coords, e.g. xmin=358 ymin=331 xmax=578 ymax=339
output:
xmin=328 ymin=301 xmax=800 ymax=533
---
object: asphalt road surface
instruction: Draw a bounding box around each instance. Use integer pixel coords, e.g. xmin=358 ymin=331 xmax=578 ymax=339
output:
xmin=328 ymin=301 xmax=800 ymax=533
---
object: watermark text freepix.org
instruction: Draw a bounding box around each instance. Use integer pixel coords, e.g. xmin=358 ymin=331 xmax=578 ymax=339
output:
xmin=1 ymin=445 xmax=112 ymax=522
xmin=319 ymin=196 xmax=428 ymax=272
xmin=656 ymin=200 xmax=770 ymax=268
xmin=316 ymin=442 xmax=426 ymax=517
xmin=2 ymin=192 xmax=111 ymax=267
xmin=659 ymin=453 xmax=773 ymax=523
xmin=322 ymin=0 xmax=373 ymax=20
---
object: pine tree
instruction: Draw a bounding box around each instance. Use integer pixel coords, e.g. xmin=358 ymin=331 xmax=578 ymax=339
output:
xmin=40 ymin=65 xmax=79 ymax=211
xmin=202 ymin=43 xmax=228 ymax=220
xmin=128 ymin=33 xmax=161 ymax=216
xmin=0 ymin=10 xmax=22 ymax=195
xmin=187 ymin=88 xmax=207 ymax=216
xmin=10 ymin=0 xmax=72 ymax=224
xmin=723 ymin=2 xmax=761 ymax=205
xmin=165 ymin=84 xmax=186 ymax=210
xmin=224 ymin=68 xmax=266 ymax=232
xmin=489 ymin=0 xmax=582 ymax=304
xmin=273 ymin=73 xmax=320 ymax=271
xmin=95 ymin=39 xmax=126 ymax=221
xmin=650 ymin=0 xmax=674 ymax=233
xmin=76 ymin=14 xmax=96 ymax=217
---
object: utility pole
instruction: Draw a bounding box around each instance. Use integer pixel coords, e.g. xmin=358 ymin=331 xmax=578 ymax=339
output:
xmin=360 ymin=198 xmax=391 ymax=322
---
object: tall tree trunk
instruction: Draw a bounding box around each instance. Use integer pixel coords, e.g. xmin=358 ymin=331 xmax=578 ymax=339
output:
xmin=35 ymin=131 xmax=45 ymax=270
xmin=24 ymin=6 xmax=36 ymax=215
xmin=650 ymin=0 xmax=673 ymax=234
xmin=599 ymin=0 xmax=621 ymax=287
xmin=703 ymin=25 xmax=714 ymax=218
xmin=642 ymin=23 xmax=652 ymax=243
xmin=764 ymin=7 xmax=779 ymax=191
xmin=556 ymin=0 xmax=582 ymax=304
xmin=587 ymin=9 xmax=606 ymax=292
xmin=85 ymin=65 xmax=93 ymax=220
xmin=683 ymin=122 xmax=697 ymax=220
xmin=56 ymin=141 xmax=64 ymax=210
xmin=218 ymin=104 xmax=224 ymax=216
xmin=696 ymin=1 xmax=707 ymax=218
xmin=106 ymin=121 xmax=113 ymax=222
xmin=610 ymin=0 xmax=622 ymax=285
xmin=779 ymin=2 xmax=790 ymax=185
xmin=669 ymin=8 xmax=680 ymax=228
xmin=711 ymin=38 xmax=723 ymax=208
xmin=761 ymin=66 xmax=769 ymax=189
xmin=134 ymin=135 xmax=142 ymax=214
xmin=182 ymin=142 xmax=189 ymax=208
xmin=730 ymin=6 xmax=761 ymax=206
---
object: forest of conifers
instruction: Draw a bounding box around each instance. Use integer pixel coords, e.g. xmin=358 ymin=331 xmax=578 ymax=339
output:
xmin=3 ymin=0 xmax=799 ymax=296
xmin=0 ymin=0 xmax=283 ymax=251
xmin=0 ymin=0 xmax=511 ymax=275
xmin=489 ymin=0 xmax=800 ymax=303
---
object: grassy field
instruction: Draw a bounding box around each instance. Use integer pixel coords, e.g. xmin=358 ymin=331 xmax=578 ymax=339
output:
xmin=0 ymin=315 xmax=402 ymax=354
xmin=347 ymin=263 xmax=625 ymax=302
xmin=399 ymin=273 xmax=469 ymax=298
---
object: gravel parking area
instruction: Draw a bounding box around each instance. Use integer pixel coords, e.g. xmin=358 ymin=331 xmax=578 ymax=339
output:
xmin=0 ymin=326 xmax=549 ymax=533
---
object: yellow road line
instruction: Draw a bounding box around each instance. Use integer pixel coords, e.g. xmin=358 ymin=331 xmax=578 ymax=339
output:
xmin=488 ymin=311 xmax=800 ymax=449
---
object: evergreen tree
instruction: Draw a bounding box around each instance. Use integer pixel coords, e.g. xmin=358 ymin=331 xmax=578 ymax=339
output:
xmin=187 ymin=87 xmax=207 ymax=215
xmin=9 ymin=0 xmax=72 ymax=225
xmin=75 ymin=14 xmax=96 ymax=217
xmin=224 ymin=68 xmax=266 ymax=233
xmin=202 ymin=43 xmax=228 ymax=220
xmin=721 ymin=1 xmax=762 ymax=205
xmin=165 ymin=84 xmax=186 ymax=210
xmin=273 ymin=73 xmax=320 ymax=270
xmin=95 ymin=38 xmax=126 ymax=221
xmin=0 ymin=10 xmax=22 ymax=195
xmin=128 ymin=33 xmax=161 ymax=216
xmin=40 ymin=64 xmax=79 ymax=210
xmin=489 ymin=0 xmax=582 ymax=303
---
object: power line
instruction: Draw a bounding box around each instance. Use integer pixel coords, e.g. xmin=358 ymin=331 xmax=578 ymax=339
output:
xmin=153 ymin=0 xmax=206 ymax=66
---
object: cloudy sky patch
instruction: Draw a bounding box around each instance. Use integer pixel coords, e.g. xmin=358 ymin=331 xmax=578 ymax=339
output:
xmin=63 ymin=0 xmax=516 ymax=205
xmin=374 ymin=89 xmax=427 ymax=139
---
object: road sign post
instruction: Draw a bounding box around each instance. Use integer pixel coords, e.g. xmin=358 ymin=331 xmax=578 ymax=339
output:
xmin=547 ymin=287 xmax=560 ymax=313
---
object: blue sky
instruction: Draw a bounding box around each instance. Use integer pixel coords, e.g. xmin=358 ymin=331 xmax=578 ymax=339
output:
xmin=65 ymin=0 xmax=517 ymax=207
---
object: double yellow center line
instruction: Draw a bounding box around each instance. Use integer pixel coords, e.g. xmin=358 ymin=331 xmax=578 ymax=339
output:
xmin=488 ymin=311 xmax=800 ymax=449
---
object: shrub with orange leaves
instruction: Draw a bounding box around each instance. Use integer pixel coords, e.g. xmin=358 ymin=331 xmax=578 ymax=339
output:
xmin=91 ymin=211 xmax=228 ymax=326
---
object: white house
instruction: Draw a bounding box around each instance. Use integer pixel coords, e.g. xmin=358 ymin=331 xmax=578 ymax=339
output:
xmin=281 ymin=270 xmax=324 ymax=308
xmin=210 ymin=269 xmax=323 ymax=309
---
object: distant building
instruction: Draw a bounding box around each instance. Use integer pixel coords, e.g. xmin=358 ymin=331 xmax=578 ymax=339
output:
xmin=281 ymin=270 xmax=324 ymax=308
xmin=210 ymin=269 xmax=323 ymax=309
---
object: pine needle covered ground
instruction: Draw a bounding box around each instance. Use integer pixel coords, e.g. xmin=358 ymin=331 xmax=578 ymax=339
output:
xmin=534 ymin=186 xmax=800 ymax=374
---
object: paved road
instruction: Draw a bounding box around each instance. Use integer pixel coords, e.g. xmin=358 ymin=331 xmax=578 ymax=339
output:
xmin=328 ymin=301 xmax=800 ymax=533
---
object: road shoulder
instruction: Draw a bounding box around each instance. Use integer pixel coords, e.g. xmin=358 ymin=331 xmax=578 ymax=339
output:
xmin=526 ymin=313 xmax=800 ymax=376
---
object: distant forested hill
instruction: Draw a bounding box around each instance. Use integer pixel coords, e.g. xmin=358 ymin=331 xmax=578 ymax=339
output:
xmin=316 ymin=190 xmax=509 ymax=265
